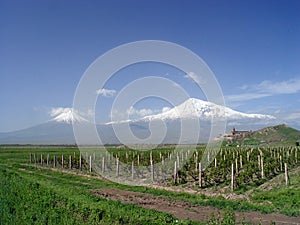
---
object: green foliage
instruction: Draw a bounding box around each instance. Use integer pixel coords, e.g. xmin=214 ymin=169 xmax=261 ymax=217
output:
xmin=207 ymin=208 xmax=236 ymax=225
xmin=0 ymin=166 xmax=184 ymax=224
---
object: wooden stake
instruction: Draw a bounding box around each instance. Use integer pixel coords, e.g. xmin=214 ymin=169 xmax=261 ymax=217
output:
xmin=102 ymin=157 xmax=105 ymax=173
xmin=231 ymin=163 xmax=235 ymax=191
xmin=69 ymin=155 xmax=72 ymax=169
xmin=89 ymin=155 xmax=92 ymax=172
xmin=61 ymin=154 xmax=64 ymax=169
xmin=79 ymin=154 xmax=82 ymax=171
xmin=151 ymin=160 xmax=154 ymax=182
xmin=53 ymin=155 xmax=56 ymax=168
xmin=116 ymin=157 xmax=119 ymax=177
xmin=240 ymin=155 xmax=243 ymax=168
xmin=195 ymin=152 xmax=198 ymax=172
xmin=261 ymin=156 xmax=264 ymax=179
xmin=285 ymin=163 xmax=289 ymax=186
xmin=174 ymin=161 xmax=177 ymax=184
xmin=199 ymin=162 xmax=202 ymax=188
xmin=47 ymin=154 xmax=49 ymax=166
xmin=131 ymin=161 xmax=134 ymax=180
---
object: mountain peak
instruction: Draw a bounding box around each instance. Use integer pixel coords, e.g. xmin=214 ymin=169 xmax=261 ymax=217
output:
xmin=140 ymin=98 xmax=275 ymax=122
xmin=49 ymin=107 xmax=87 ymax=124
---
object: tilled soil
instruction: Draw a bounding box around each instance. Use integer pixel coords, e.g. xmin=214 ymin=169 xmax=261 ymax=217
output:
xmin=92 ymin=188 xmax=300 ymax=225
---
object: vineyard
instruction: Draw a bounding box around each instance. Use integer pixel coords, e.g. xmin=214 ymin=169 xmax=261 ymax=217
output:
xmin=29 ymin=146 xmax=299 ymax=190
xmin=1 ymin=145 xmax=300 ymax=224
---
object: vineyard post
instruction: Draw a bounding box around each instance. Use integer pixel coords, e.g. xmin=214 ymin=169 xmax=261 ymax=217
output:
xmin=261 ymin=156 xmax=265 ymax=179
xmin=174 ymin=161 xmax=177 ymax=184
xmin=247 ymin=151 xmax=250 ymax=162
xmin=235 ymin=158 xmax=238 ymax=173
xmin=195 ymin=152 xmax=198 ymax=172
xmin=137 ymin=154 xmax=140 ymax=166
xmin=131 ymin=161 xmax=134 ymax=180
xmin=34 ymin=153 xmax=37 ymax=166
xmin=47 ymin=154 xmax=49 ymax=166
xmin=214 ymin=158 xmax=217 ymax=168
xmin=61 ymin=154 xmax=64 ymax=169
xmin=40 ymin=154 xmax=43 ymax=166
xmin=79 ymin=154 xmax=82 ymax=171
xmin=69 ymin=155 xmax=72 ymax=169
xmin=177 ymin=154 xmax=180 ymax=169
xmin=240 ymin=154 xmax=243 ymax=168
xmin=89 ymin=155 xmax=92 ymax=173
xmin=199 ymin=162 xmax=202 ymax=188
xmin=284 ymin=163 xmax=289 ymax=186
xmin=295 ymin=148 xmax=298 ymax=164
xmin=150 ymin=159 xmax=154 ymax=182
xmin=53 ymin=155 xmax=56 ymax=168
xmin=280 ymin=155 xmax=283 ymax=171
xmin=161 ymin=157 xmax=165 ymax=179
xmin=231 ymin=163 xmax=235 ymax=191
xmin=102 ymin=157 xmax=105 ymax=173
xmin=116 ymin=157 xmax=119 ymax=177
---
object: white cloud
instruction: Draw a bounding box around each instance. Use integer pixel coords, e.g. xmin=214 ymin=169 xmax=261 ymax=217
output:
xmin=255 ymin=78 xmax=300 ymax=94
xmin=162 ymin=107 xmax=171 ymax=113
xmin=127 ymin=106 xmax=155 ymax=117
xmin=226 ymin=77 xmax=300 ymax=103
xmin=184 ymin=72 xmax=205 ymax=84
xmin=96 ymin=88 xmax=116 ymax=97
xmin=49 ymin=107 xmax=72 ymax=117
xmin=282 ymin=111 xmax=300 ymax=121
xmin=110 ymin=106 xmax=171 ymax=122
xmin=226 ymin=93 xmax=271 ymax=102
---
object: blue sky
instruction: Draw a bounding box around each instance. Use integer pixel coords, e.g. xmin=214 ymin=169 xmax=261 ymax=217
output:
xmin=1 ymin=0 xmax=300 ymax=132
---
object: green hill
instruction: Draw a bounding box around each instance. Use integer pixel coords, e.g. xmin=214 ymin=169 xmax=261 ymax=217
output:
xmin=235 ymin=124 xmax=300 ymax=146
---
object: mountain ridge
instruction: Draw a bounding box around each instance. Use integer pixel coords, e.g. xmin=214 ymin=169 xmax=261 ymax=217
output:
xmin=107 ymin=98 xmax=275 ymax=124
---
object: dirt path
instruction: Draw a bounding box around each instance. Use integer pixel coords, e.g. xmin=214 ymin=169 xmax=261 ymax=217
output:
xmin=92 ymin=188 xmax=300 ymax=225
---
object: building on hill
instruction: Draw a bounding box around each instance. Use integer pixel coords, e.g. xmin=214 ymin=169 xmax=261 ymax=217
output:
xmin=223 ymin=127 xmax=252 ymax=143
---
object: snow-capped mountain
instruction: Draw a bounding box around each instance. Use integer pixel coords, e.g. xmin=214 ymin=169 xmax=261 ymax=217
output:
xmin=0 ymin=99 xmax=277 ymax=145
xmin=111 ymin=98 xmax=275 ymax=123
xmin=49 ymin=107 xmax=87 ymax=124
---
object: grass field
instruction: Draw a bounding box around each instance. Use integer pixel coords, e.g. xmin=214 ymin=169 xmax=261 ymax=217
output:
xmin=0 ymin=146 xmax=299 ymax=224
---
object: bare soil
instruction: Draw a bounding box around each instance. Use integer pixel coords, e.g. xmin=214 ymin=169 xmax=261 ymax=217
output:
xmin=92 ymin=188 xmax=300 ymax=225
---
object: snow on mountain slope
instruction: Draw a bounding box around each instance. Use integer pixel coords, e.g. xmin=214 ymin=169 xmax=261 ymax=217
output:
xmin=129 ymin=98 xmax=275 ymax=122
xmin=49 ymin=107 xmax=88 ymax=124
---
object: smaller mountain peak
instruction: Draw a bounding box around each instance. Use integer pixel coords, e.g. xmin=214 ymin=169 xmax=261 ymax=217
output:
xmin=49 ymin=107 xmax=87 ymax=124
